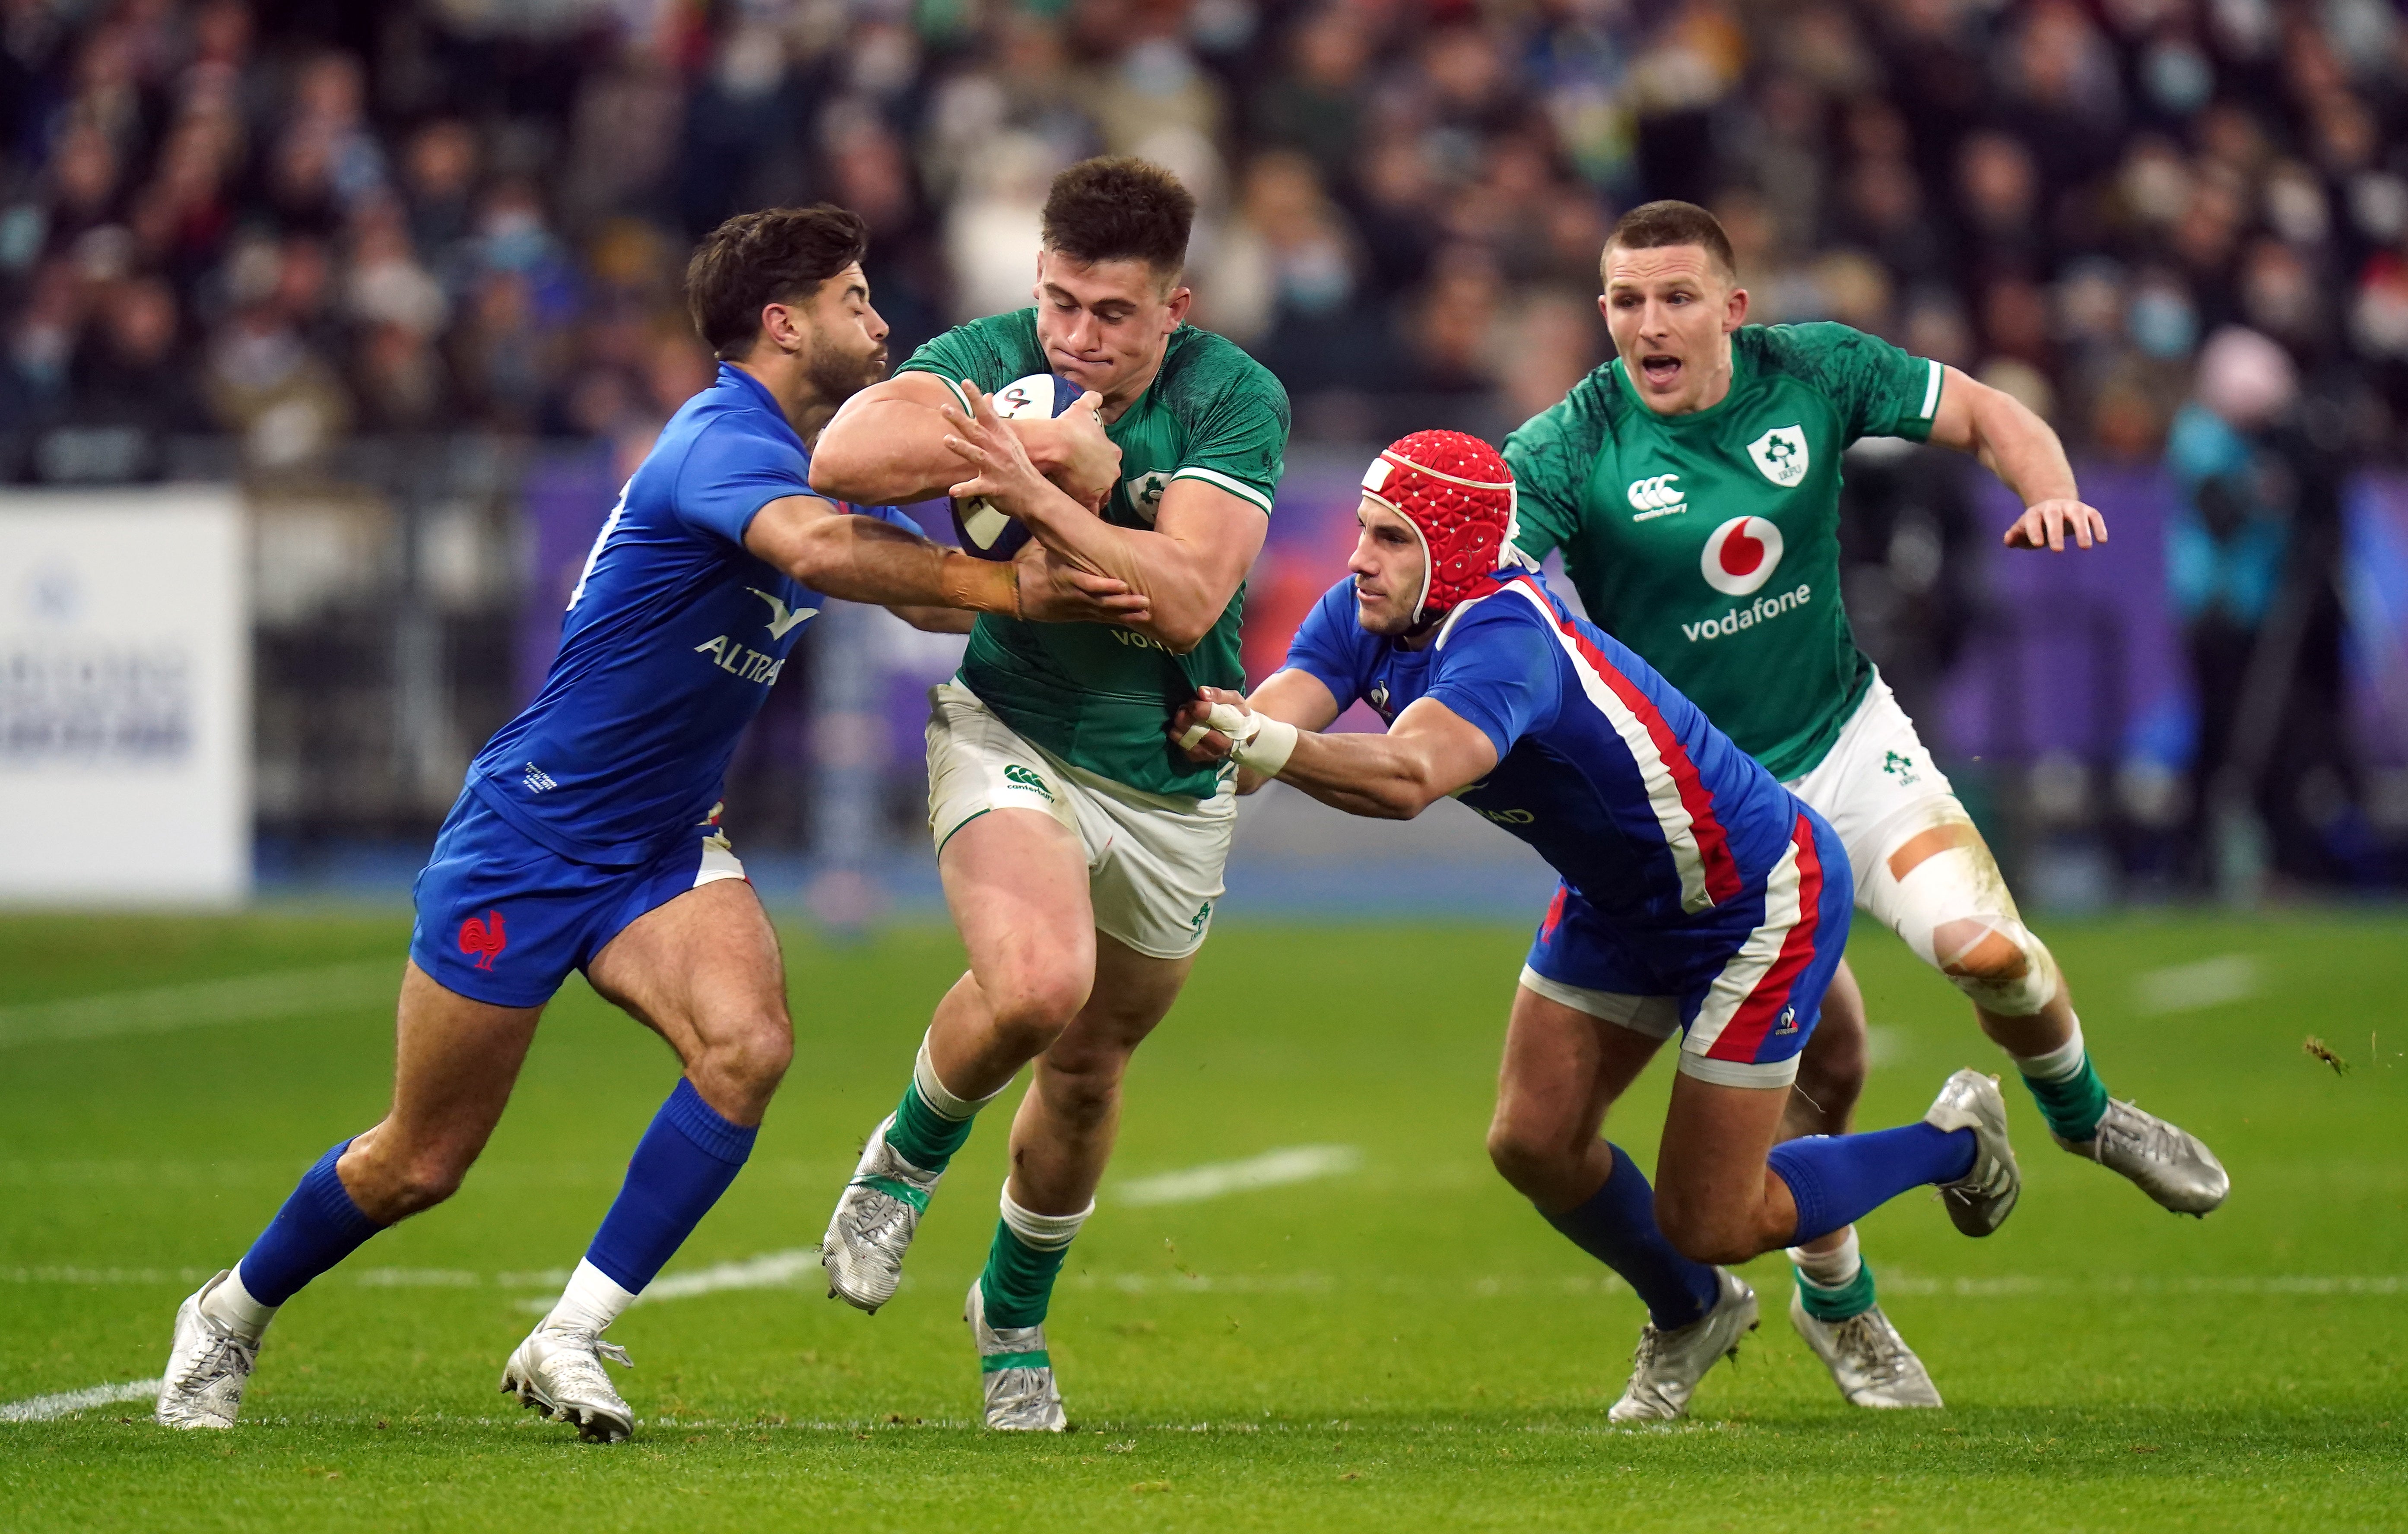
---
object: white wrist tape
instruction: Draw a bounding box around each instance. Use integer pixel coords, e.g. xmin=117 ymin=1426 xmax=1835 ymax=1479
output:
xmin=1177 ymin=700 xmax=1298 ymax=776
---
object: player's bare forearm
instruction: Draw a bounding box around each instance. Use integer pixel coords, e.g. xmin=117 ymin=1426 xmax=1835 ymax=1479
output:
xmin=887 ymin=604 xmax=976 ymax=634
xmin=744 ymin=496 xmax=1149 ymax=626
xmin=1926 ymin=364 xmax=2106 ymax=552
xmin=944 ymin=392 xmax=1263 ymax=652
xmin=809 ymin=376 xmax=1101 ymax=505
xmin=1171 ymin=688 xmax=1494 ymax=819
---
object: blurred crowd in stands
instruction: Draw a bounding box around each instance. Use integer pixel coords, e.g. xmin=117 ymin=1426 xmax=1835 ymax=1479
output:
xmin=3 ymin=0 xmax=2404 ymax=475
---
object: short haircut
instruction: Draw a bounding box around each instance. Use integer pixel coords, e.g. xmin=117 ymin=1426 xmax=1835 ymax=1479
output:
xmin=685 ymin=204 xmax=869 ymax=359
xmin=1040 ymin=157 xmax=1196 ymax=281
xmin=1602 ymin=200 xmax=1738 ymax=285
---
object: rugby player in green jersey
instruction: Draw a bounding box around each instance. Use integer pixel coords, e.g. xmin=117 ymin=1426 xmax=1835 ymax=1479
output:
xmin=1502 ymin=201 xmax=2227 ymax=1413
xmin=806 ymin=158 xmax=1289 ymax=1430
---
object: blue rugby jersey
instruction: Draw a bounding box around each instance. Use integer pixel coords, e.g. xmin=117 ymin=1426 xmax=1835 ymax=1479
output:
xmin=467 ymin=363 xmax=921 ymax=865
xmin=1279 ymin=570 xmax=1807 ymax=931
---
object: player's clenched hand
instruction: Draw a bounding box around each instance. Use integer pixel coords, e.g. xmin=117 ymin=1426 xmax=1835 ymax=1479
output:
xmin=2004 ymin=498 xmax=2107 ymax=551
xmin=1168 ymin=685 xmax=1251 ymax=763
xmin=939 ymin=380 xmax=1057 ymax=516
xmin=1015 ymin=542 xmax=1150 ymax=625
xmin=1034 ymin=390 xmax=1120 ymax=513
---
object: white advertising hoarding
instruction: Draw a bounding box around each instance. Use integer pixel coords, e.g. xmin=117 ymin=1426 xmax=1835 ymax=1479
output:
xmin=0 ymin=489 xmax=250 ymax=905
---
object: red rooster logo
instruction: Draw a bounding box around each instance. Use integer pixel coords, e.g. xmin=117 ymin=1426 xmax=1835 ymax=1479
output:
xmin=458 ymin=910 xmax=508 ymax=970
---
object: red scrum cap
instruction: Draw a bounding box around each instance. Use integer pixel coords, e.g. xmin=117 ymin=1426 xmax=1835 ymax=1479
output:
xmin=1359 ymin=430 xmax=1521 ymax=624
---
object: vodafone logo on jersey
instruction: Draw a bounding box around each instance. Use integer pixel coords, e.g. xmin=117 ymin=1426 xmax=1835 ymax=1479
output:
xmin=1700 ymin=516 xmax=1785 ymax=596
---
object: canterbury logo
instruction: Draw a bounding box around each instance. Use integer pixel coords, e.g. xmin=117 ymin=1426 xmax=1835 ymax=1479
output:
xmin=747 ymin=587 xmax=819 ymax=639
xmin=1626 ymin=474 xmax=1685 ymax=516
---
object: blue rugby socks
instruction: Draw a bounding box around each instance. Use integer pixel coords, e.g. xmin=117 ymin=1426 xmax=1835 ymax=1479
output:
xmin=562 ymin=1078 xmax=757 ymax=1331
xmin=979 ymin=1188 xmax=1089 ymax=1329
xmin=1768 ymin=1123 xmax=1976 ymax=1246
xmin=1541 ymin=1143 xmax=1721 ymax=1331
xmin=214 ymin=1140 xmax=388 ymax=1336
xmin=2009 ymin=1019 xmax=2111 ymax=1142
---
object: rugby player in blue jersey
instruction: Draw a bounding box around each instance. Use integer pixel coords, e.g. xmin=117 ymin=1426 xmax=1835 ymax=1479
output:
xmin=155 ymin=206 xmax=1147 ymax=1440
xmin=1171 ymin=431 xmax=2019 ymax=1422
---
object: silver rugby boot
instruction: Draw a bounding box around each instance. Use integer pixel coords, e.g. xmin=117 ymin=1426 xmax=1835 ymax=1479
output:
xmin=1608 ymin=1267 xmax=1758 ymax=1424
xmin=967 ymin=1277 xmax=1066 ymax=1432
xmin=1788 ymin=1290 xmax=1944 ymax=1409
xmin=500 ymin=1325 xmax=635 ymax=1443
xmin=156 ymin=1271 xmax=260 ymax=1430
xmin=1926 ymin=1069 xmax=2021 ymax=1236
xmin=822 ymin=1113 xmax=942 ymax=1313
xmin=2055 ymin=1098 xmax=2228 ymax=1216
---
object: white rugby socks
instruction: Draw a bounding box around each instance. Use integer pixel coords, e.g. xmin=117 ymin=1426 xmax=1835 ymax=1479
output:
xmin=1787 ymin=1226 xmax=1862 ymax=1290
xmin=2007 ymin=1018 xmax=2088 ymax=1082
xmin=542 ymin=1258 xmax=639 ymax=1336
xmin=198 ymin=1267 xmax=278 ymax=1341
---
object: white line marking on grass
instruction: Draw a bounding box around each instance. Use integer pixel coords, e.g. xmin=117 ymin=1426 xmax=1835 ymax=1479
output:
xmin=0 ymin=1379 xmax=161 ymax=1422
xmin=514 ymin=1248 xmax=834 ymax=1313
xmin=0 ymin=960 xmax=397 ymax=1049
xmin=2134 ymin=954 xmax=2261 ymax=1015
xmin=1113 ymin=1145 xmax=1363 ymax=1207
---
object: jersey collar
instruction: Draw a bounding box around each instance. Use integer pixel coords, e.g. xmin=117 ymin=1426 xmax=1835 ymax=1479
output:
xmin=716 ymin=363 xmax=808 ymax=450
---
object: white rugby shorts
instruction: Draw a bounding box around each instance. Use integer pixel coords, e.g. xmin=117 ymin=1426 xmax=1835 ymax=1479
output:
xmin=925 ymin=679 xmax=1235 ymax=960
xmin=1781 ymin=669 xmax=1967 ymax=906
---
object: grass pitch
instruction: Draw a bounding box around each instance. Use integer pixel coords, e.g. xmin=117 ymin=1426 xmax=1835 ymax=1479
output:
xmin=2 ymin=908 xmax=2404 ymax=1531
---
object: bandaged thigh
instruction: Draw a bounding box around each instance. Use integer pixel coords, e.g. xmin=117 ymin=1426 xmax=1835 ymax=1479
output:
xmin=1864 ymin=819 xmax=2059 ymax=1016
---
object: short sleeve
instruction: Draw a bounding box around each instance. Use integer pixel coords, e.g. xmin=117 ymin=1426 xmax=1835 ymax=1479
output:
xmin=1504 ymin=367 xmax=1616 ymax=562
xmin=897 ymin=313 xmax=1037 ymax=406
xmin=1277 ymin=578 xmax=1371 ymax=711
xmin=1171 ymin=353 xmax=1289 ymax=516
xmin=675 ymin=419 xmax=812 ymax=546
xmin=1777 ymin=322 xmax=1944 ymax=444
xmin=1421 ymin=599 xmax=1562 ymax=761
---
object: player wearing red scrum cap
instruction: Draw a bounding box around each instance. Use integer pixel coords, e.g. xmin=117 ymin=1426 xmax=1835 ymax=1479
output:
xmin=1172 ymin=431 xmax=2022 ymax=1423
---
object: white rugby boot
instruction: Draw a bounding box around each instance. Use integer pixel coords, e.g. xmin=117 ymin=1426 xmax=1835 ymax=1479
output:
xmin=2055 ymin=1099 xmax=2228 ymax=1216
xmin=822 ymin=1114 xmax=941 ymax=1313
xmin=1788 ymin=1291 xmax=1944 ymax=1409
xmin=156 ymin=1271 xmax=260 ymax=1430
xmin=967 ymin=1277 xmax=1066 ymax=1432
xmin=499 ymin=1324 xmax=635 ymax=1443
xmin=1608 ymin=1267 xmax=1758 ymax=1424
xmin=1926 ymin=1069 xmax=2021 ymax=1237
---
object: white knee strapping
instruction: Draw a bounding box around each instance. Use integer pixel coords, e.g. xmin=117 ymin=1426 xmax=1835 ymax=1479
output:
xmin=1865 ymin=838 xmax=2060 ymax=1017
xmin=999 ymin=1185 xmax=1092 ymax=1251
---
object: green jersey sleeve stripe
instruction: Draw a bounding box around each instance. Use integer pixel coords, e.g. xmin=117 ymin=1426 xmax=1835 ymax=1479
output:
xmin=1172 ymin=465 xmax=1274 ymax=513
xmin=1917 ymin=358 xmax=1943 ymax=420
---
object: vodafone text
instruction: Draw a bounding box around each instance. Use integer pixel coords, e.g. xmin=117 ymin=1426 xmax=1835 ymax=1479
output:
xmin=1680 ymin=583 xmax=1812 ymax=642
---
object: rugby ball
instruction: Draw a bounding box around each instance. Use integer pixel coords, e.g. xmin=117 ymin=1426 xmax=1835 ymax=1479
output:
xmin=951 ymin=372 xmax=1085 ymax=561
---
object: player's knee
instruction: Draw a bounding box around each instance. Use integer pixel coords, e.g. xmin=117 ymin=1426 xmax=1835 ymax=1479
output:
xmin=1484 ymin=1119 xmax=1574 ymax=1198
xmin=983 ymin=968 xmax=1091 ymax=1056
xmin=1933 ymin=916 xmax=2058 ymax=1016
xmin=704 ymin=1013 xmax=792 ymax=1097
xmin=386 ymin=1150 xmax=472 ymax=1217
xmin=1035 ymin=1048 xmax=1128 ymax=1127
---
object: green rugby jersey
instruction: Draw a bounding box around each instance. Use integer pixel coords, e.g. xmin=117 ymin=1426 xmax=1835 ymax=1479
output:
xmin=902 ymin=309 xmax=1289 ymax=796
xmin=1506 ymin=322 xmax=1944 ymax=781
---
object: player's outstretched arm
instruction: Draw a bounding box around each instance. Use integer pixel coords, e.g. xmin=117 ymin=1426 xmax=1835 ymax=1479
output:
xmin=808 ymin=374 xmax=1122 ymax=509
xmin=1171 ymin=686 xmax=1496 ymax=820
xmin=943 ymin=384 xmax=1266 ymax=653
xmin=742 ymin=495 xmax=1150 ymax=626
xmin=1926 ymin=364 xmax=2109 ymax=553
xmin=1205 ymin=670 xmax=1343 ymax=795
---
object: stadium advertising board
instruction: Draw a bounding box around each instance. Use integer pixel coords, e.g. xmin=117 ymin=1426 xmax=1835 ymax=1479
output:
xmin=0 ymin=488 xmax=249 ymax=904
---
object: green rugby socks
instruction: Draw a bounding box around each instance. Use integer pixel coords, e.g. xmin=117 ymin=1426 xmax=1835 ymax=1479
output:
xmin=882 ymin=1034 xmax=1001 ymax=1175
xmin=1789 ymin=1227 xmax=1875 ymax=1323
xmin=979 ymin=1188 xmax=1089 ymax=1329
xmin=2010 ymin=1020 xmax=2110 ymax=1142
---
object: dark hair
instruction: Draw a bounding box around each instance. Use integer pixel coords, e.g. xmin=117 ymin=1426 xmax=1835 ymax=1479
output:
xmin=1040 ymin=157 xmax=1196 ymax=280
xmin=685 ymin=204 xmax=870 ymax=359
xmin=1602 ymin=200 xmax=1739 ymax=283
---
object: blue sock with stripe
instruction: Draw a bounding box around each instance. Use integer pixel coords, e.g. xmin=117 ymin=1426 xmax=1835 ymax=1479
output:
xmin=585 ymin=1078 xmax=758 ymax=1293
xmin=236 ymin=1140 xmax=387 ymax=1306
xmin=1768 ymin=1124 xmax=1976 ymax=1246
xmin=1542 ymin=1143 xmax=1722 ymax=1331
